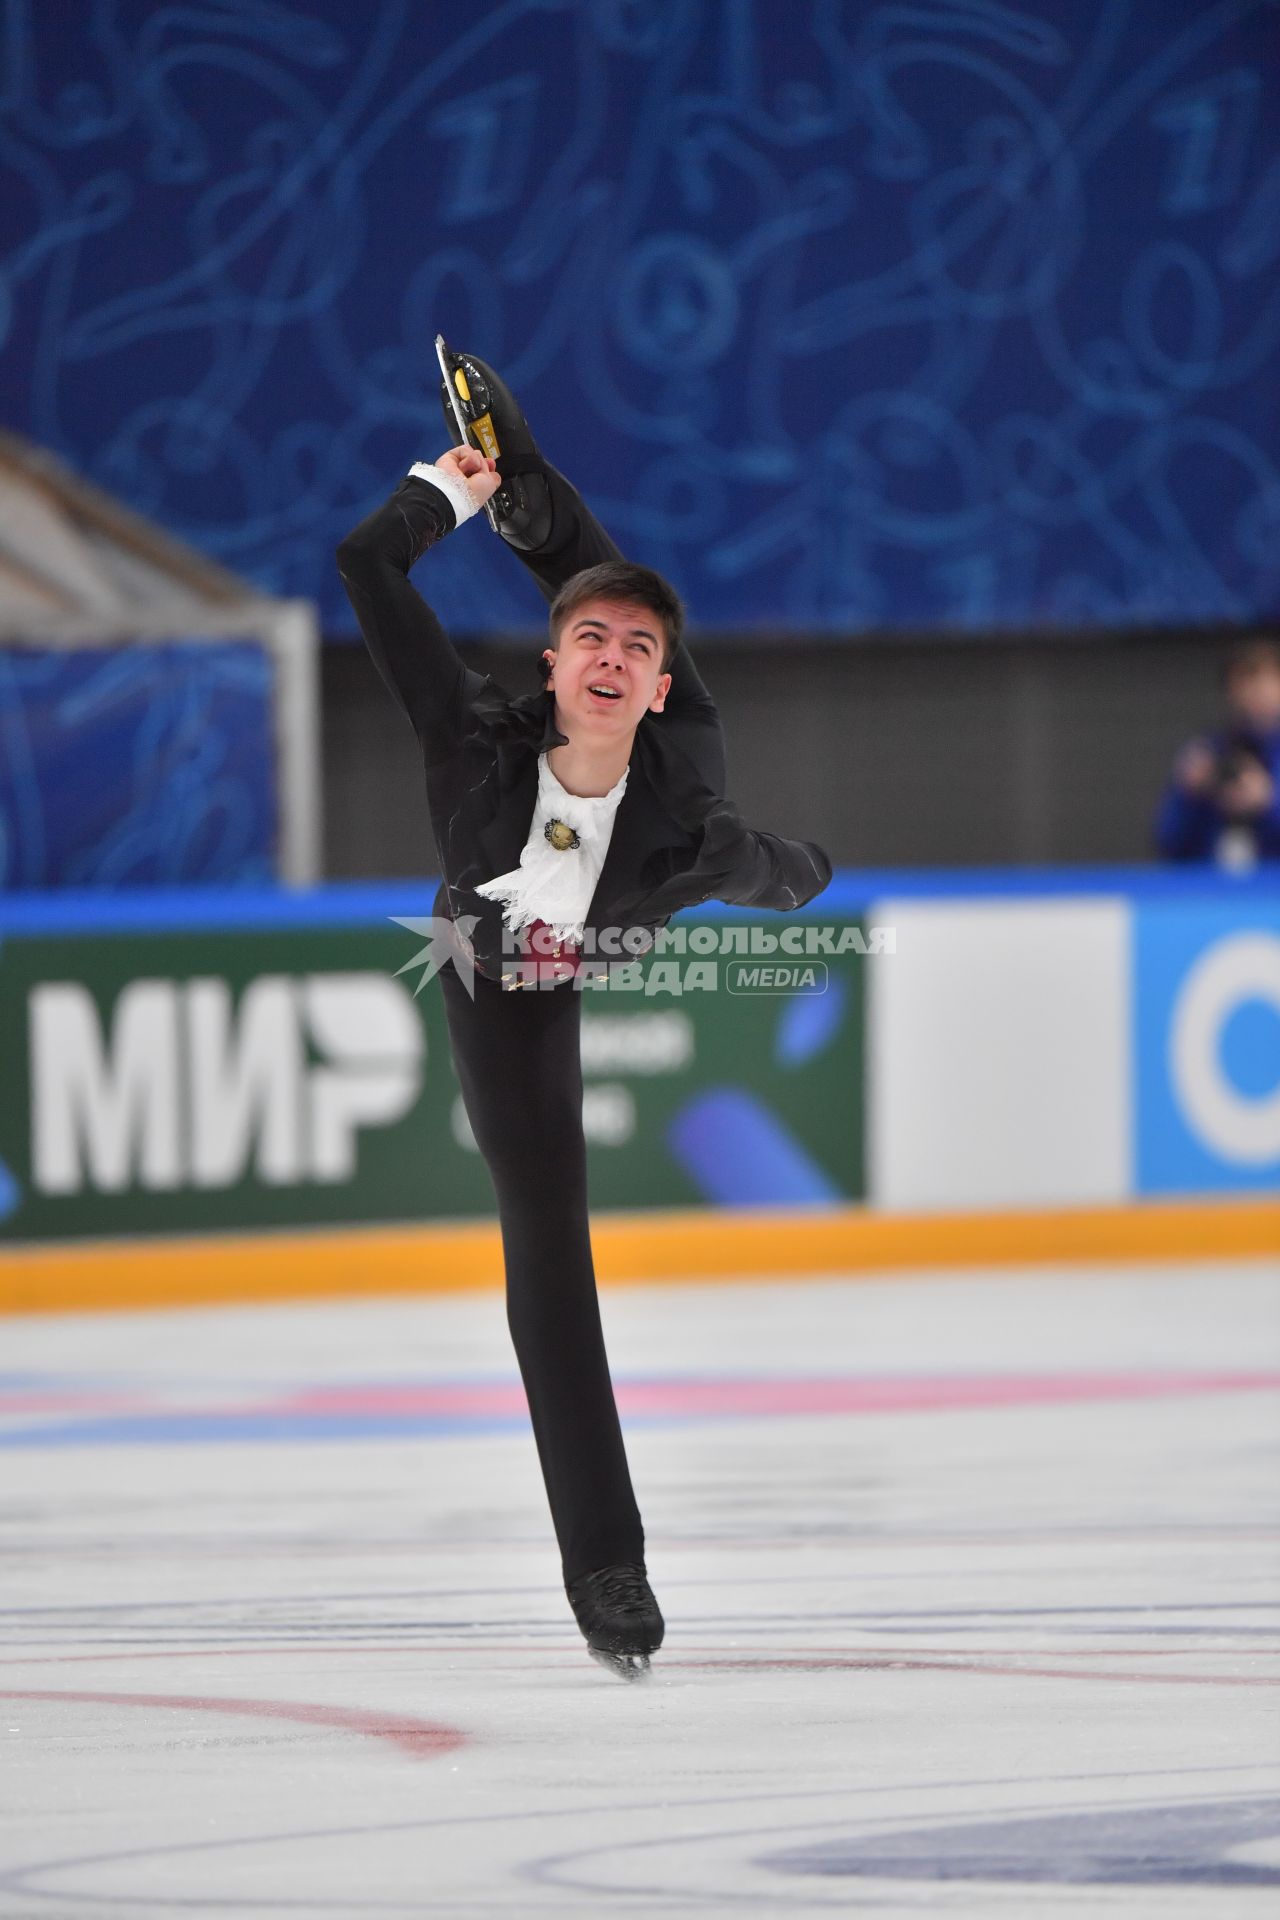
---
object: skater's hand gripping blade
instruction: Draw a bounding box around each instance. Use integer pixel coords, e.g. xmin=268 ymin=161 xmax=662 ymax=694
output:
xmin=434 ymin=333 xmax=501 ymax=532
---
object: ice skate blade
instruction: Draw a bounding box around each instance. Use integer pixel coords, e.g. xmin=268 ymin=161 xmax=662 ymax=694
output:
xmin=588 ymin=1646 xmax=652 ymax=1682
xmin=434 ymin=332 xmax=501 ymax=533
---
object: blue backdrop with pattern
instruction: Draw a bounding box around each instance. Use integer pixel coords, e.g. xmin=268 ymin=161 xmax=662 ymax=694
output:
xmin=0 ymin=643 xmax=278 ymax=889
xmin=3 ymin=0 xmax=1278 ymax=636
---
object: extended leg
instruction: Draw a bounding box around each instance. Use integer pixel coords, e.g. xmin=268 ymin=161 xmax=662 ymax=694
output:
xmin=507 ymin=460 xmax=625 ymax=602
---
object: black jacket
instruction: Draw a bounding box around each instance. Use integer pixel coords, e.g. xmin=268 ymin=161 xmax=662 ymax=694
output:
xmin=336 ymin=473 xmax=831 ymax=981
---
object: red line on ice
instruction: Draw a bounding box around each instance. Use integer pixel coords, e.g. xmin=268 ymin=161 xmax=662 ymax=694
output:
xmin=0 ymin=1688 xmax=465 ymax=1759
xmin=284 ymin=1370 xmax=1280 ymax=1420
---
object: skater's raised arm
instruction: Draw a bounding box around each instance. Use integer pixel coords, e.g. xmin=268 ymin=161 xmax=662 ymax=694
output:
xmin=336 ymin=449 xmax=501 ymax=755
xmin=651 ymin=637 xmax=726 ymax=794
xmin=658 ymin=634 xmax=719 ymax=726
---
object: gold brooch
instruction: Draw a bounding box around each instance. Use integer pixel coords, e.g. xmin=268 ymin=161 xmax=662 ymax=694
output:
xmin=544 ymin=818 xmax=580 ymax=852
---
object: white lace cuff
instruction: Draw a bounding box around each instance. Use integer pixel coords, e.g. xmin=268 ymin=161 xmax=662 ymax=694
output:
xmin=407 ymin=462 xmax=479 ymax=530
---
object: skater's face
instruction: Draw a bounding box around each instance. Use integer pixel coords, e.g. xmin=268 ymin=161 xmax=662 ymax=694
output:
xmin=544 ymin=598 xmax=672 ymax=736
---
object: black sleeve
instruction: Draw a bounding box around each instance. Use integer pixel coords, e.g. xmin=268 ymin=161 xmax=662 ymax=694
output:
xmin=611 ymin=799 xmax=832 ymax=923
xmin=658 ymin=636 xmax=725 ymax=791
xmin=336 ymin=477 xmax=486 ymax=758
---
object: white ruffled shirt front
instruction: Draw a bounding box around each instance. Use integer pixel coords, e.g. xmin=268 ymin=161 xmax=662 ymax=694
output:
xmin=475 ymin=753 xmax=629 ymax=945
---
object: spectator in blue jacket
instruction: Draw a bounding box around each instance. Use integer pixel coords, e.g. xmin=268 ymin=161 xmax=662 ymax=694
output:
xmin=1155 ymin=637 xmax=1280 ymax=868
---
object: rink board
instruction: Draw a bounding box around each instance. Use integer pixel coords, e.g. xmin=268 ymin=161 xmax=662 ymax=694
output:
xmin=1 ymin=1196 xmax=1278 ymax=1316
xmin=0 ymin=885 xmax=865 ymax=1249
xmin=0 ymin=871 xmax=1276 ymax=1308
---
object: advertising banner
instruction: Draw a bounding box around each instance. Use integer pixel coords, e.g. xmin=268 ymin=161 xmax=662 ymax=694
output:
xmin=0 ymin=907 xmax=865 ymax=1245
xmin=1134 ymin=899 xmax=1280 ymax=1197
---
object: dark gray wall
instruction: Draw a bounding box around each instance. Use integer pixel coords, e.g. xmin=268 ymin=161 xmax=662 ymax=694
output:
xmin=321 ymin=631 xmax=1239 ymax=879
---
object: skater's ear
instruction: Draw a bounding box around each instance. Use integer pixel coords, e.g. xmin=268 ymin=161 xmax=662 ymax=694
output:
xmin=539 ymin=647 xmax=556 ymax=686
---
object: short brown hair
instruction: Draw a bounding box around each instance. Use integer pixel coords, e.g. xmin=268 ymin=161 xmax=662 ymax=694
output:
xmin=546 ymin=562 xmax=683 ymax=674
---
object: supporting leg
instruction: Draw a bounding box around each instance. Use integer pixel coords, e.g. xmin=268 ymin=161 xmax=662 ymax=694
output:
xmin=437 ymin=964 xmax=646 ymax=1582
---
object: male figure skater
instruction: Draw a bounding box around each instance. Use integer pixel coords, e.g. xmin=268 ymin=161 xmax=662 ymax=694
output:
xmin=337 ymin=344 xmax=830 ymax=1677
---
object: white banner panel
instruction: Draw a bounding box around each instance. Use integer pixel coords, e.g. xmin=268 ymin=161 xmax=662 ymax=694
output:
xmin=868 ymin=899 xmax=1131 ymax=1212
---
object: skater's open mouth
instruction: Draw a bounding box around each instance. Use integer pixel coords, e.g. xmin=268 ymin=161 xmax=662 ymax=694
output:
xmin=587 ymin=683 xmax=623 ymax=701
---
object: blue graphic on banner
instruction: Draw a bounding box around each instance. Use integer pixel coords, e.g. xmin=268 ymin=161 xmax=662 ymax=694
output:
xmin=1134 ymin=899 xmax=1280 ymax=1195
xmin=0 ymin=644 xmax=277 ymax=889
xmin=668 ymin=1088 xmax=841 ymax=1206
xmin=2 ymin=2 xmax=1278 ymax=635
xmin=774 ymin=972 xmax=847 ymax=1067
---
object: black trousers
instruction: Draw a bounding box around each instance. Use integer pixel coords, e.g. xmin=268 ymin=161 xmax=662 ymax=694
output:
xmin=439 ymin=963 xmax=643 ymax=1583
xmin=440 ymin=471 xmax=645 ymax=1586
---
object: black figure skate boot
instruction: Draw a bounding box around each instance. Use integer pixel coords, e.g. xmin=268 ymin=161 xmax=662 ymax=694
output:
xmin=435 ymin=334 xmax=554 ymax=550
xmin=566 ymin=1562 xmax=665 ymax=1681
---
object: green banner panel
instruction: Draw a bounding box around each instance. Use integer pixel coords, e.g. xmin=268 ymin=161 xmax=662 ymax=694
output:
xmin=0 ymin=913 xmax=864 ymax=1243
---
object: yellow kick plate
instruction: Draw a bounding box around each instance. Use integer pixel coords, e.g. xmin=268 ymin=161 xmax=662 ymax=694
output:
xmin=471 ymin=411 xmax=501 ymax=460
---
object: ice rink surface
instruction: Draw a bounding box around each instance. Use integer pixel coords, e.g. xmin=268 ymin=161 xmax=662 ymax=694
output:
xmin=2 ymin=1256 xmax=1278 ymax=1918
